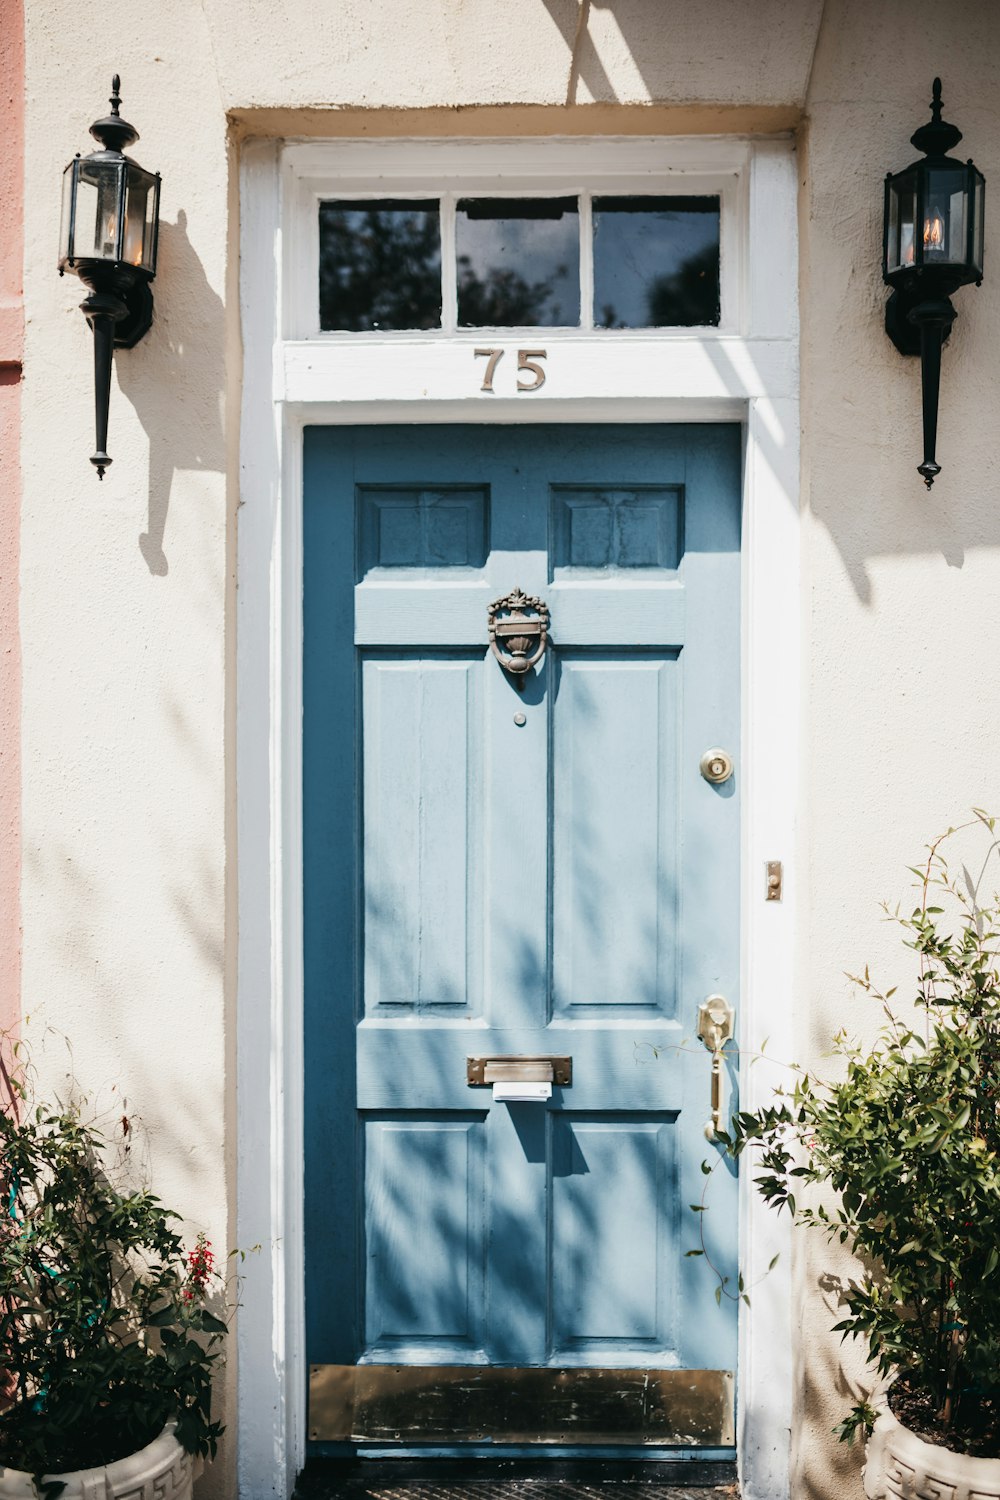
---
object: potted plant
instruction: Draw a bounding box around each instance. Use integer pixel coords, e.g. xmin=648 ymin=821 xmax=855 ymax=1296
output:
xmin=0 ymin=1046 xmax=229 ymax=1498
xmin=718 ymin=814 xmax=1000 ymax=1498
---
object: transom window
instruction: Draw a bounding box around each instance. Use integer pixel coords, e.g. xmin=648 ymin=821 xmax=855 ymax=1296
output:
xmin=318 ymin=192 xmax=721 ymax=333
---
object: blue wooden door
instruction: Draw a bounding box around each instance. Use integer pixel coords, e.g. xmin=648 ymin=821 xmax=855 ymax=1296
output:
xmin=304 ymin=424 xmax=741 ymax=1448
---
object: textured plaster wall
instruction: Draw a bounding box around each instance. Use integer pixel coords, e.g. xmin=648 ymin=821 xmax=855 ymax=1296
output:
xmin=20 ymin=2 xmax=233 ymax=1493
xmin=17 ymin=0 xmax=1000 ymax=1497
xmin=796 ymin=3 xmax=1000 ymax=1497
xmin=0 ymin=0 xmax=24 ymax=1039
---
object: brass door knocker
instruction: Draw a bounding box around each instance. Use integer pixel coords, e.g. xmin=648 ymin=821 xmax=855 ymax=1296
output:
xmin=488 ymin=587 xmax=549 ymax=688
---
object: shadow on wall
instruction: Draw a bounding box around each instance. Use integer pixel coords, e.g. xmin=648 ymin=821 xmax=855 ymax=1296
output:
xmin=537 ymin=0 xmax=823 ymax=107
xmin=804 ymin=291 xmax=1000 ymax=604
xmin=20 ymin=673 xmax=225 ymax=1171
xmin=539 ymin=0 xmax=1000 ymax=604
xmin=116 ymin=209 xmax=225 ymax=576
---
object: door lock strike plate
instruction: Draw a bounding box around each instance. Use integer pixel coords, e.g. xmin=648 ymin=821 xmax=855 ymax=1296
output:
xmin=766 ymin=860 xmax=783 ymax=901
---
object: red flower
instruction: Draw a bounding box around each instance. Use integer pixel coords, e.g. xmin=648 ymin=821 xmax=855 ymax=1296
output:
xmin=184 ymin=1234 xmax=215 ymax=1300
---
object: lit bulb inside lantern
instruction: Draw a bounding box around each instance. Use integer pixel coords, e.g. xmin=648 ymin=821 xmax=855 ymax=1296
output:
xmin=924 ymin=208 xmax=945 ymax=252
xmin=123 ymin=216 xmax=144 ymax=266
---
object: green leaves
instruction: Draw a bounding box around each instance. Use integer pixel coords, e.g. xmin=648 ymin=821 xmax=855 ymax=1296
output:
xmin=718 ymin=819 xmax=1000 ymax=1446
xmin=0 ymin=1095 xmax=231 ymax=1475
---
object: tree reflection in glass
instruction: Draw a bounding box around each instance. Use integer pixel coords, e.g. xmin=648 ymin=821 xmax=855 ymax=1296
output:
xmin=593 ymin=197 xmax=720 ymax=328
xmin=319 ymin=200 xmax=442 ymax=331
xmin=456 ymin=199 xmax=580 ymax=327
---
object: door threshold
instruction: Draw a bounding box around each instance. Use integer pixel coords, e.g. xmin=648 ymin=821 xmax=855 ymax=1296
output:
xmin=294 ymin=1456 xmax=738 ymax=1498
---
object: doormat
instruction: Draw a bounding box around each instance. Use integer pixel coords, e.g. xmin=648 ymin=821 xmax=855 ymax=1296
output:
xmin=294 ymin=1458 xmax=738 ymax=1500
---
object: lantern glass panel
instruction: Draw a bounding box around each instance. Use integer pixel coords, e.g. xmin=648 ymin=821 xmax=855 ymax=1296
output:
xmin=973 ymin=172 xmax=985 ymax=278
xmin=123 ymin=164 xmax=158 ymax=273
xmin=886 ymin=170 xmax=917 ymax=273
xmin=59 ymin=161 xmax=76 ymax=265
xmin=923 ymin=166 xmax=967 ymax=264
xmin=73 ymin=158 xmax=124 ymax=262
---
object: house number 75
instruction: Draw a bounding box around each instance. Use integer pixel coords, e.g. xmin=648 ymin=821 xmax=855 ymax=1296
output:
xmin=475 ymin=348 xmax=547 ymax=393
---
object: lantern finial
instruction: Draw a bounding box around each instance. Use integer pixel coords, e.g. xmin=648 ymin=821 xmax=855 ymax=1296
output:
xmin=89 ymin=71 xmax=139 ymax=153
xmin=910 ymin=76 xmax=963 ymax=158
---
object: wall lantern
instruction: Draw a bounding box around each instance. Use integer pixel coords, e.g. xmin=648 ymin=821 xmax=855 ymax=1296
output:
xmin=58 ymin=76 xmax=160 ymax=479
xmin=883 ymin=79 xmax=984 ymax=488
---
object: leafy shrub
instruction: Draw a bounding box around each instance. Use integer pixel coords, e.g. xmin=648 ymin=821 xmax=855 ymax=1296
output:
xmin=0 ymin=1049 xmax=228 ymax=1478
xmin=723 ymin=814 xmax=1000 ymax=1450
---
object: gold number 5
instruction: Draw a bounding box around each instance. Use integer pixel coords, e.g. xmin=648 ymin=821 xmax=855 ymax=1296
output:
xmin=517 ymin=349 xmax=547 ymax=391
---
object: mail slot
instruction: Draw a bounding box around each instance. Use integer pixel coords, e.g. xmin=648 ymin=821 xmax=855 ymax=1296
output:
xmin=466 ymin=1055 xmax=572 ymax=1087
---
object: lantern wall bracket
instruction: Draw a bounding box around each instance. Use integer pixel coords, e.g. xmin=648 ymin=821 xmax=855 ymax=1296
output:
xmin=881 ymin=79 xmax=984 ymax=489
xmin=58 ymin=76 xmax=161 ymax=478
xmin=884 ymin=287 xmax=953 ymax=359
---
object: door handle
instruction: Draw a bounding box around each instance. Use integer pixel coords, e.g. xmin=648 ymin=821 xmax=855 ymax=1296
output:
xmin=697 ymin=995 xmax=734 ymax=1140
xmin=700 ymin=748 xmax=734 ymax=785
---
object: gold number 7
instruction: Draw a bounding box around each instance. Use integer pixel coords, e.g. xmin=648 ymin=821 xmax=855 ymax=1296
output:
xmin=474 ymin=348 xmax=504 ymax=393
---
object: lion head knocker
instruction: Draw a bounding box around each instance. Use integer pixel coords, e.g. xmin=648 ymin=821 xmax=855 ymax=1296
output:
xmin=487 ymin=587 xmax=549 ymax=688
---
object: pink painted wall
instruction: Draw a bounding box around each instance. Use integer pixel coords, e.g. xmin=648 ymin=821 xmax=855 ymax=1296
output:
xmin=0 ymin=0 xmax=23 ymax=1038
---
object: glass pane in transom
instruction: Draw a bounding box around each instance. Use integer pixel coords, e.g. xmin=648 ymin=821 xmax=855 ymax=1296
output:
xmin=593 ymin=196 xmax=721 ymax=328
xmin=456 ymin=198 xmax=580 ymax=327
xmin=319 ymin=200 xmax=442 ymax=331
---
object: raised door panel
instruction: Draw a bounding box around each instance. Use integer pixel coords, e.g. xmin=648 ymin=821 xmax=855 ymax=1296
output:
xmin=551 ymin=655 xmax=679 ymax=1018
xmin=362 ymin=656 xmax=483 ymax=1014
xmin=549 ymin=1115 xmax=678 ymax=1362
xmin=363 ymin=1114 xmax=487 ymax=1360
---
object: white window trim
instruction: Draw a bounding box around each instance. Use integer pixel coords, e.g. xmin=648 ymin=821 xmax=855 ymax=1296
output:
xmin=237 ymin=134 xmax=799 ymax=1500
xmin=283 ymin=137 xmax=746 ymax=340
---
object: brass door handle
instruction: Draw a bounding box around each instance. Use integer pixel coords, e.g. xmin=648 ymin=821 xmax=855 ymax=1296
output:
xmin=697 ymin=995 xmax=734 ymax=1140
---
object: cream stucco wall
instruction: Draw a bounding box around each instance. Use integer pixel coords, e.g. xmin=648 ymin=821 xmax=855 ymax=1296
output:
xmin=17 ymin=2 xmax=1000 ymax=1498
xmin=21 ymin=4 xmax=235 ymax=1494
xmin=796 ymin=4 xmax=1000 ymax=1497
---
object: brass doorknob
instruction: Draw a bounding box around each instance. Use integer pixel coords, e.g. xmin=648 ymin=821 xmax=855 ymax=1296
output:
xmin=700 ymin=748 xmax=734 ymax=785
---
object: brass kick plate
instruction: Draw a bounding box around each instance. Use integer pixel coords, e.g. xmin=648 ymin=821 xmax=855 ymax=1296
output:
xmin=309 ymin=1364 xmax=734 ymax=1445
xmin=467 ymin=1055 xmax=572 ymax=1087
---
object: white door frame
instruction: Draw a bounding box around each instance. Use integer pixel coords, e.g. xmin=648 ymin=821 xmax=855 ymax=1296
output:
xmin=237 ymin=134 xmax=799 ymax=1500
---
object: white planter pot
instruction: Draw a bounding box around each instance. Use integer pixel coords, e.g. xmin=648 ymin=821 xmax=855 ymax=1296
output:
xmin=864 ymin=1396 xmax=1000 ymax=1500
xmin=0 ymin=1422 xmax=199 ymax=1500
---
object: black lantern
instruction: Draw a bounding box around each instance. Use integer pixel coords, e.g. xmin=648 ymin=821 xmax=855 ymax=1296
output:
xmin=883 ymin=79 xmax=984 ymax=488
xmin=59 ymin=76 xmax=161 ymax=479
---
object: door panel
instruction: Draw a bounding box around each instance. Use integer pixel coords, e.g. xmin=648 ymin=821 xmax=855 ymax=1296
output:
xmin=362 ymin=656 xmax=483 ymax=1014
xmin=549 ymin=1114 xmax=678 ymax=1360
xmin=551 ymin=655 xmax=679 ymax=1018
xmin=363 ymin=1114 xmax=487 ymax=1358
xmin=304 ymin=423 xmax=741 ymax=1446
